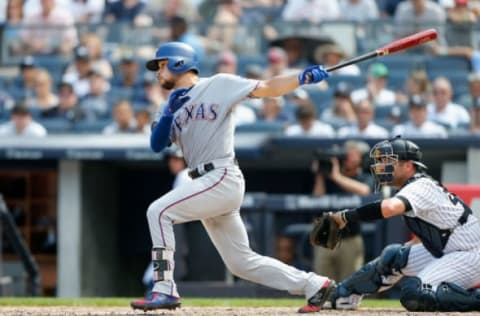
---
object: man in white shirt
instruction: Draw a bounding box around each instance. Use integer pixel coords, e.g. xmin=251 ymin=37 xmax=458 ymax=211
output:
xmin=338 ymin=99 xmax=389 ymax=138
xmin=351 ymin=63 xmax=396 ymax=106
xmin=285 ymin=103 xmax=335 ymax=137
xmin=392 ymin=95 xmax=448 ymax=138
xmin=427 ymin=77 xmax=470 ymax=129
xmin=0 ymin=103 xmax=47 ymax=137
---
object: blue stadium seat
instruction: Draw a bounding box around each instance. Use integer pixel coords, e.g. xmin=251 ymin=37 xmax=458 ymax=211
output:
xmin=375 ymin=54 xmax=425 ymax=75
xmin=235 ymin=121 xmax=284 ymax=133
xmin=303 ymin=87 xmax=334 ymax=115
xmin=425 ymin=56 xmax=471 ymax=74
xmin=327 ymin=75 xmax=366 ymax=90
xmin=72 ymin=120 xmax=112 ymax=133
xmin=237 ymin=55 xmax=267 ymax=76
xmin=38 ymin=118 xmax=72 ymax=134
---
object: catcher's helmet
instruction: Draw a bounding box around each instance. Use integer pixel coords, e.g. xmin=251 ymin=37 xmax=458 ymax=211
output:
xmin=146 ymin=42 xmax=199 ymax=74
xmin=370 ymin=137 xmax=427 ymax=187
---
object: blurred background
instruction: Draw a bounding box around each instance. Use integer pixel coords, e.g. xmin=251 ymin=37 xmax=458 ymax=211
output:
xmin=1 ymin=0 xmax=480 ymax=299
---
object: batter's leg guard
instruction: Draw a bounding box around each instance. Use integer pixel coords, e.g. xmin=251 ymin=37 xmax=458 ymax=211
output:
xmin=130 ymin=248 xmax=180 ymax=311
xmin=332 ymin=244 xmax=410 ymax=308
xmin=152 ymin=247 xmax=174 ymax=282
xmin=436 ymin=282 xmax=480 ymax=312
xmin=400 ymin=277 xmax=437 ymax=311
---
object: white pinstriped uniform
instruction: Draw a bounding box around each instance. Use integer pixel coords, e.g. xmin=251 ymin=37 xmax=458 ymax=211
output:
xmin=147 ymin=73 xmax=328 ymax=299
xmin=397 ymin=176 xmax=480 ymax=290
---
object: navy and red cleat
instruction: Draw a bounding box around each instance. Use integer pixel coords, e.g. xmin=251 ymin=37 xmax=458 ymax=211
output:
xmin=130 ymin=291 xmax=181 ymax=311
xmin=298 ymin=279 xmax=336 ymax=313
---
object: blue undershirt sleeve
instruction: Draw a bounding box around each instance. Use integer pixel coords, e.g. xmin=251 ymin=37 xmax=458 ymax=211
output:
xmin=150 ymin=114 xmax=174 ymax=152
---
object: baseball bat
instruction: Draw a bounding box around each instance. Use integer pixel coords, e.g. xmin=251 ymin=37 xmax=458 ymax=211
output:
xmin=325 ymin=29 xmax=438 ymax=72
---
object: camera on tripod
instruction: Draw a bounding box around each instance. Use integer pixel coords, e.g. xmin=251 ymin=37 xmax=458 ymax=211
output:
xmin=313 ymin=145 xmax=347 ymax=175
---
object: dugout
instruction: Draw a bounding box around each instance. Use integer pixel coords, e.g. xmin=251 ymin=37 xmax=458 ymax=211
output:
xmin=0 ymin=135 xmax=479 ymax=297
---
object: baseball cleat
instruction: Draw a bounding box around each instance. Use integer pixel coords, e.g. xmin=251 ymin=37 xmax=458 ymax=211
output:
xmin=130 ymin=291 xmax=181 ymax=311
xmin=298 ymin=279 xmax=336 ymax=313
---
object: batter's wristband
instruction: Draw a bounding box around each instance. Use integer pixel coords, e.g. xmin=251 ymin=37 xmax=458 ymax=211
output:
xmin=344 ymin=200 xmax=384 ymax=223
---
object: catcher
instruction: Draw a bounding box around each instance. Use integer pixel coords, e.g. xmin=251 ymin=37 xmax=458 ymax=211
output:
xmin=310 ymin=137 xmax=480 ymax=312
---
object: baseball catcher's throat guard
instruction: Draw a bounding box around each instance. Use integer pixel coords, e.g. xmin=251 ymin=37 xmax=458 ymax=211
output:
xmin=152 ymin=247 xmax=174 ymax=281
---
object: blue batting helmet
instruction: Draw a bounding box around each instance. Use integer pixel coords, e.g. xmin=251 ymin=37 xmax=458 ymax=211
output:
xmin=146 ymin=42 xmax=199 ymax=74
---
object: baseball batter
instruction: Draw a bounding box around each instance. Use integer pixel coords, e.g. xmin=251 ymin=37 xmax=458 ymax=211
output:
xmin=130 ymin=42 xmax=334 ymax=313
xmin=327 ymin=137 xmax=480 ymax=312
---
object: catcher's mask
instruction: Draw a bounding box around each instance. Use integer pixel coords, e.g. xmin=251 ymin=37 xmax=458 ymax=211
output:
xmin=370 ymin=137 xmax=427 ymax=189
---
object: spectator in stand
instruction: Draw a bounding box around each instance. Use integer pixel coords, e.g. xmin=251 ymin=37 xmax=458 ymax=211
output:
xmin=382 ymin=0 xmax=405 ymax=16
xmin=281 ymin=0 xmax=340 ymax=23
xmin=258 ymin=96 xmax=291 ymax=124
xmin=396 ymin=69 xmax=432 ymax=105
xmin=134 ymin=108 xmax=151 ymax=134
xmin=79 ymin=67 xmax=111 ymax=121
xmin=392 ymin=94 xmax=448 ymax=138
xmin=42 ymin=81 xmax=85 ymax=122
xmin=394 ymin=0 xmax=446 ymax=37
xmin=103 ymin=100 xmax=137 ymax=134
xmin=4 ymin=0 xmax=25 ymax=55
xmin=112 ymin=53 xmax=142 ymax=95
xmin=207 ymin=0 xmax=242 ymax=51
xmin=81 ymin=33 xmax=113 ymax=80
xmin=446 ymin=0 xmax=477 ymax=22
xmin=169 ymin=16 xmax=205 ymax=60
xmin=351 ymin=63 xmax=396 ymax=106
xmin=63 ymin=45 xmax=94 ymax=98
xmin=285 ymin=103 xmax=335 ymax=137
xmin=0 ymin=102 xmax=47 ymax=137
xmin=69 ymin=0 xmax=105 ymax=24
xmin=215 ymin=50 xmax=238 ymax=74
xmin=264 ymin=47 xmax=297 ymax=78
xmin=25 ymin=68 xmax=59 ymax=115
xmin=338 ymin=0 xmax=380 ymax=21
xmin=21 ymin=0 xmax=78 ymax=56
xmin=458 ymin=72 xmax=480 ymax=109
xmin=314 ymin=43 xmax=361 ymax=76
xmin=104 ymin=0 xmax=149 ymax=24
xmin=469 ymin=97 xmax=480 ymax=134
xmin=11 ymin=56 xmax=37 ymax=101
xmin=133 ymin=72 xmax=166 ymax=109
xmin=311 ymin=140 xmax=373 ymax=282
xmin=337 ymin=99 xmax=390 ymax=138
xmin=321 ymin=82 xmax=357 ymax=128
xmin=427 ymin=76 xmax=470 ymax=129
xmin=147 ymin=0 xmax=198 ymax=21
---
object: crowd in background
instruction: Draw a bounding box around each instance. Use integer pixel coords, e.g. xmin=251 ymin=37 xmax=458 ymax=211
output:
xmin=1 ymin=0 xmax=480 ymax=138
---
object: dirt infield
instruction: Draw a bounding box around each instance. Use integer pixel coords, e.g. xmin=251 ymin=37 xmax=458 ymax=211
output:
xmin=0 ymin=306 xmax=478 ymax=316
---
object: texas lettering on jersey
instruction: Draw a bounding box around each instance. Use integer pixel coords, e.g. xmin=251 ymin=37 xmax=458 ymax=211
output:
xmin=173 ymin=103 xmax=219 ymax=131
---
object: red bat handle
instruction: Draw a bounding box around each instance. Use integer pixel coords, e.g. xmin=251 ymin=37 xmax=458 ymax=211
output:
xmin=377 ymin=28 xmax=438 ymax=56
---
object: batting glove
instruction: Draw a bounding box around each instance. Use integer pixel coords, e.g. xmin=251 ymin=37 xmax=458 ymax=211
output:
xmin=163 ymin=88 xmax=191 ymax=115
xmin=298 ymin=65 xmax=330 ymax=85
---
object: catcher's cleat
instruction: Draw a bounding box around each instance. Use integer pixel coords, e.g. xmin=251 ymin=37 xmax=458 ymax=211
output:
xmin=130 ymin=291 xmax=181 ymax=311
xmin=298 ymin=279 xmax=336 ymax=313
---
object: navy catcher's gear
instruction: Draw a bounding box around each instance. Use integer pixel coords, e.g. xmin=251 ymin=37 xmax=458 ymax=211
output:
xmin=146 ymin=42 xmax=199 ymax=74
xmin=401 ymin=277 xmax=480 ymax=312
xmin=370 ymin=137 xmax=427 ymax=187
xmin=334 ymin=244 xmax=410 ymax=299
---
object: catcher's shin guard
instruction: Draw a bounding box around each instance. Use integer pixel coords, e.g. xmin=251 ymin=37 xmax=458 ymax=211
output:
xmin=335 ymin=244 xmax=410 ymax=301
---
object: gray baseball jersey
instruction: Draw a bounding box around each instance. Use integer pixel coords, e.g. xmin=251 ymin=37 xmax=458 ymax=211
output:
xmin=169 ymin=74 xmax=258 ymax=168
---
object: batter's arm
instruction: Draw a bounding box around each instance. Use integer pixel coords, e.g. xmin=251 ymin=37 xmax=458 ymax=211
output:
xmin=251 ymin=65 xmax=329 ymax=98
xmin=251 ymin=73 xmax=300 ymax=98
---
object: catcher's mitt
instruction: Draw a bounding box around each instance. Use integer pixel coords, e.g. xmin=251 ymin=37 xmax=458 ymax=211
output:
xmin=310 ymin=213 xmax=342 ymax=250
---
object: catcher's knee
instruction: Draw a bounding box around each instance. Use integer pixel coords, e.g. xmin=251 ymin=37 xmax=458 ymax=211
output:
xmin=377 ymin=244 xmax=410 ymax=274
xmin=400 ymin=277 xmax=437 ymax=311
xmin=151 ymin=247 xmax=174 ymax=282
